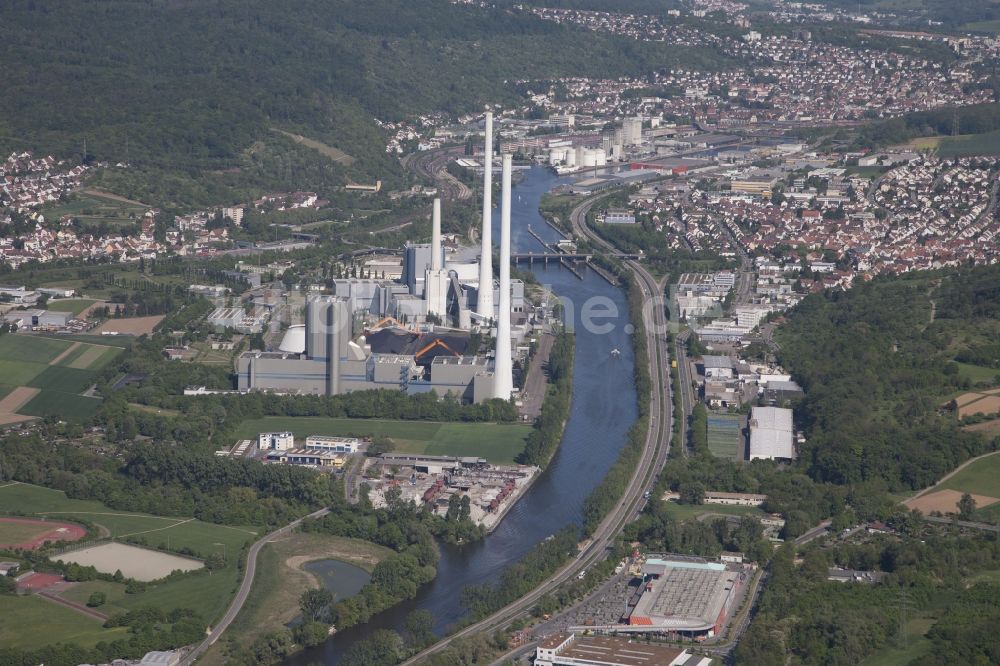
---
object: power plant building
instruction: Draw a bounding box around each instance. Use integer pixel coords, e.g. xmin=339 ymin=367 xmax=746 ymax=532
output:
xmin=235 ymin=118 xmax=522 ymax=404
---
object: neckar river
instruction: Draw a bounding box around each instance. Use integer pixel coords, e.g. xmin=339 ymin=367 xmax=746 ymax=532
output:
xmin=289 ymin=166 xmax=638 ymax=663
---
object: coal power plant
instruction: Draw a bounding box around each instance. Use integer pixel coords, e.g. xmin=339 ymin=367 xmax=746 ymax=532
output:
xmin=236 ymin=112 xmax=521 ymax=403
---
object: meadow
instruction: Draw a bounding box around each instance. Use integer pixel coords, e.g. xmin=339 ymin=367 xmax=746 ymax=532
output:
xmin=233 ymin=416 xmax=532 ymax=464
xmin=0 ymin=595 xmax=131 ymax=649
xmin=659 ymin=500 xmax=766 ymax=521
xmin=45 ymin=299 xmax=98 ymax=315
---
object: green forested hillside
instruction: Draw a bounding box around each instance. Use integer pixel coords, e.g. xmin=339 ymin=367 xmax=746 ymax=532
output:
xmin=777 ymin=265 xmax=1000 ymax=491
xmin=0 ymin=0 xmax=732 ymax=207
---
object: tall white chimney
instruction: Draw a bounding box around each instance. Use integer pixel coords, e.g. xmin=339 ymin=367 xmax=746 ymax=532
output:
xmin=431 ymin=197 xmax=442 ymax=271
xmin=476 ymin=112 xmax=494 ymax=321
xmin=424 ymin=197 xmax=448 ymax=317
xmin=493 ymin=153 xmax=514 ymax=400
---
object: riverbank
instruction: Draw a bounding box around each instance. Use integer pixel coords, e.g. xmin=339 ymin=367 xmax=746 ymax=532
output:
xmin=198 ymin=533 xmax=393 ymax=665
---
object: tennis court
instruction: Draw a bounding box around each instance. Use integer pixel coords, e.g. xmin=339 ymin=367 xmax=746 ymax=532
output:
xmin=707 ymin=413 xmax=744 ymax=460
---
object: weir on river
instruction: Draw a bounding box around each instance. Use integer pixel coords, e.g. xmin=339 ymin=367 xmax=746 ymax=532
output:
xmin=289 ymin=167 xmax=638 ymax=664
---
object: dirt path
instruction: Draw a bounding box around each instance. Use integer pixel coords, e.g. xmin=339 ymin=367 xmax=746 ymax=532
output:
xmin=0 ymin=387 xmax=40 ymax=425
xmin=80 ymin=188 xmax=150 ymax=208
xmin=49 ymin=342 xmax=81 ymax=366
xmin=118 ymin=517 xmax=192 ymax=538
xmin=38 ymin=590 xmax=109 ymax=621
xmin=910 ymin=449 xmax=1000 ymax=500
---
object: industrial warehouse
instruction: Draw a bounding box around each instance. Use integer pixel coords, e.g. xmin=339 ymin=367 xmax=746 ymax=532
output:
xmin=535 ymin=633 xmax=711 ymax=666
xmin=235 ymin=113 xmax=523 ymax=404
xmin=570 ymin=554 xmax=753 ymax=641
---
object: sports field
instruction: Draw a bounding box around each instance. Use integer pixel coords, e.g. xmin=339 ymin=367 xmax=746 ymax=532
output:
xmin=59 ymin=543 xmax=204 ymax=581
xmin=0 ymin=482 xmax=257 ymax=626
xmin=234 ymin=416 xmax=532 ymax=464
xmin=0 ymin=516 xmax=86 ymax=549
xmin=706 ymin=413 xmax=743 ymax=460
xmin=44 ymin=299 xmax=97 ymax=315
xmin=0 ymin=334 xmax=121 ymax=423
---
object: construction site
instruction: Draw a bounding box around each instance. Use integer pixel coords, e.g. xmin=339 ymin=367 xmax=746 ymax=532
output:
xmin=364 ymin=453 xmax=539 ymax=532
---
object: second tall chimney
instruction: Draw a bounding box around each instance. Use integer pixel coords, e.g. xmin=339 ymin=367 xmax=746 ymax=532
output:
xmin=476 ymin=112 xmax=494 ymax=322
xmin=493 ymin=153 xmax=514 ymax=400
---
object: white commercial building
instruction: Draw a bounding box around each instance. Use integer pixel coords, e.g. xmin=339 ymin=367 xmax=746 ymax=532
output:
xmin=259 ymin=432 xmax=295 ymax=451
xmin=749 ymin=406 xmax=795 ymax=460
xmin=304 ymin=436 xmax=361 ymax=453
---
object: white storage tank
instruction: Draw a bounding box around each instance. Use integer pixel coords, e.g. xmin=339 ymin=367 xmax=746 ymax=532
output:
xmin=278 ymin=324 xmax=306 ymax=354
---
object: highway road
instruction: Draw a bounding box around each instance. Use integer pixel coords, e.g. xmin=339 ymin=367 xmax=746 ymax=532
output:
xmin=401 ymin=192 xmax=674 ymax=665
xmin=180 ymin=506 xmax=332 ymax=666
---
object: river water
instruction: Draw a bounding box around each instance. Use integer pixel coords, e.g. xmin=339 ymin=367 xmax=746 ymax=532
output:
xmin=289 ymin=166 xmax=638 ymax=663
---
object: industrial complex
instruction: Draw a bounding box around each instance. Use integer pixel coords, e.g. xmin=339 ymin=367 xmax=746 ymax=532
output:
xmin=235 ymin=113 xmax=522 ymax=404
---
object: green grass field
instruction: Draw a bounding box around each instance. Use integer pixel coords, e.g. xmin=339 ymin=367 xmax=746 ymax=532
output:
xmin=234 ymin=416 xmax=532 ymax=464
xmin=660 ymin=501 xmax=765 ymax=521
xmin=28 ymin=366 xmax=99 ymax=394
xmin=939 ymin=451 xmax=1000 ymax=497
xmin=0 ymin=335 xmax=72 ymax=364
xmin=860 ymin=618 xmax=934 ymax=666
xmin=0 ymin=359 xmax=48 ymax=386
xmin=33 ymin=332 xmax=133 ymax=348
xmin=955 ymin=362 xmax=1000 ymax=384
xmin=963 ymin=19 xmax=1000 ymax=34
xmin=938 ymin=130 xmax=1000 ymax=157
xmin=40 ymin=193 xmax=148 ymax=227
xmin=0 ymin=595 xmax=131 ymax=649
xmin=45 ymin=299 xmax=97 ymax=315
xmin=20 ymin=390 xmax=101 ymax=423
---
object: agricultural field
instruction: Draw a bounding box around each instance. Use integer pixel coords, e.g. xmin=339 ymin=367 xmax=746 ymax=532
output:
xmin=904 ymin=452 xmax=1000 ymax=516
xmin=233 ymin=416 xmax=532 ymax=465
xmin=0 ymin=334 xmax=72 ymax=364
xmin=0 ymin=334 xmax=122 ymax=423
xmin=93 ymin=315 xmax=164 ymax=336
xmin=938 ymin=451 xmax=1000 ymax=498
